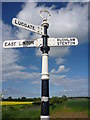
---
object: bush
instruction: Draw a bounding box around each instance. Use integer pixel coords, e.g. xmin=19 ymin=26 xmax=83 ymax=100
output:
xmin=32 ymin=101 xmax=41 ymax=105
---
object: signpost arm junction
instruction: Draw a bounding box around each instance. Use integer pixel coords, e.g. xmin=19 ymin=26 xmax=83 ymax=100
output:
xmin=40 ymin=10 xmax=50 ymax=120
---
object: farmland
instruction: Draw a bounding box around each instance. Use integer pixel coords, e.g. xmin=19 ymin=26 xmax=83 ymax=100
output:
xmin=1 ymin=98 xmax=89 ymax=119
xmin=0 ymin=101 xmax=33 ymax=105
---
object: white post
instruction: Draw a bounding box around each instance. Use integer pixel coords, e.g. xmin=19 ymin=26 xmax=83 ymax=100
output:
xmin=41 ymin=53 xmax=49 ymax=120
xmin=41 ymin=53 xmax=49 ymax=80
xmin=40 ymin=12 xmax=50 ymax=119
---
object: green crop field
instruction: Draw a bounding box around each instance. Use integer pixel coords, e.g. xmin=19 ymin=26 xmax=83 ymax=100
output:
xmin=1 ymin=99 xmax=89 ymax=119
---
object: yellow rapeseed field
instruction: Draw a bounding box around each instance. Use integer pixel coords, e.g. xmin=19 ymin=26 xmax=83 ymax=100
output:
xmin=0 ymin=101 xmax=33 ymax=106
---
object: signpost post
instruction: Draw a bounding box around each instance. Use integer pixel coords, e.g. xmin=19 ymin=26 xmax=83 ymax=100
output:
xmin=40 ymin=10 xmax=50 ymax=120
xmin=3 ymin=9 xmax=78 ymax=120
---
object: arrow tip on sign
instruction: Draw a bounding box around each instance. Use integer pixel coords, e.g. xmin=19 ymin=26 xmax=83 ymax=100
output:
xmin=3 ymin=41 xmax=6 ymax=48
xmin=75 ymin=38 xmax=78 ymax=45
xmin=12 ymin=18 xmax=16 ymax=25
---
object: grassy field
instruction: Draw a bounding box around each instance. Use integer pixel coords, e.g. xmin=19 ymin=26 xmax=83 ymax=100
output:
xmin=50 ymin=99 xmax=88 ymax=118
xmin=1 ymin=99 xmax=89 ymax=119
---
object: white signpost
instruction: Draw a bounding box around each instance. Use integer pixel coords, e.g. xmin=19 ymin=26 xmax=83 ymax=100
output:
xmin=3 ymin=39 xmax=43 ymax=48
xmin=12 ymin=18 xmax=44 ymax=35
xmin=48 ymin=37 xmax=78 ymax=46
xmin=3 ymin=37 xmax=78 ymax=48
xmin=3 ymin=9 xmax=78 ymax=120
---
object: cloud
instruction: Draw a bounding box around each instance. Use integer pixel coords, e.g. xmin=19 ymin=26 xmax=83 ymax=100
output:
xmin=1 ymin=2 xmax=88 ymax=97
xmin=2 ymin=21 xmax=16 ymax=41
xmin=3 ymin=70 xmax=40 ymax=82
xmin=1 ymin=20 xmax=39 ymax=83
xmin=2 ymin=88 xmax=39 ymax=98
xmin=51 ymin=65 xmax=70 ymax=74
xmin=50 ymin=75 xmax=88 ymax=96
xmin=1 ymin=19 xmax=41 ymax=85
xmin=0 ymin=20 xmax=20 ymax=84
xmin=56 ymin=65 xmax=70 ymax=73
xmin=50 ymin=47 xmax=70 ymax=57
xmin=50 ymin=74 xmax=66 ymax=84
xmin=1 ymin=20 xmax=30 ymax=82
xmin=15 ymin=2 xmax=88 ymax=58
xmin=29 ymin=65 xmax=39 ymax=71
xmin=49 ymin=3 xmax=88 ymax=43
xmin=54 ymin=85 xmax=88 ymax=97
xmin=56 ymin=58 xmax=66 ymax=64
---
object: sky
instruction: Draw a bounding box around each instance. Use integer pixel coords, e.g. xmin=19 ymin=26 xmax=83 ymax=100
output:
xmin=1 ymin=1 xmax=88 ymax=98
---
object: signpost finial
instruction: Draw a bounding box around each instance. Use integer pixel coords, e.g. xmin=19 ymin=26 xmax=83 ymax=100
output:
xmin=40 ymin=9 xmax=51 ymax=22
xmin=40 ymin=9 xmax=51 ymax=27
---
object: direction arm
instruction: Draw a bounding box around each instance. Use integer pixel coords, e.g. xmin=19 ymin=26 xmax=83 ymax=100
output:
xmin=3 ymin=39 xmax=43 ymax=48
xmin=48 ymin=38 xmax=78 ymax=47
xmin=12 ymin=18 xmax=44 ymax=35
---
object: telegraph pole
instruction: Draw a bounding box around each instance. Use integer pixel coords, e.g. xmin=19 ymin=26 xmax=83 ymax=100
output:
xmin=40 ymin=10 xmax=50 ymax=120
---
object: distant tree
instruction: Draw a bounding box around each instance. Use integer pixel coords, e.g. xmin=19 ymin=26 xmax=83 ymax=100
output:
xmin=7 ymin=96 xmax=12 ymax=101
xmin=33 ymin=97 xmax=37 ymax=101
xmin=36 ymin=97 xmax=41 ymax=102
xmin=50 ymin=96 xmax=60 ymax=104
xmin=61 ymin=95 xmax=67 ymax=102
xmin=21 ymin=97 xmax=26 ymax=101
xmin=17 ymin=98 xmax=20 ymax=101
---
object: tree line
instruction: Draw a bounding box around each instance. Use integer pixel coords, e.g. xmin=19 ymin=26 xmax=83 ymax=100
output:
xmin=1 ymin=95 xmax=88 ymax=104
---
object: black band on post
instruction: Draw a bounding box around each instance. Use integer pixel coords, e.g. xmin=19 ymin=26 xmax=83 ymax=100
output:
xmin=41 ymin=101 xmax=49 ymax=116
xmin=40 ymin=26 xmax=50 ymax=54
xmin=40 ymin=46 xmax=50 ymax=54
xmin=41 ymin=80 xmax=49 ymax=97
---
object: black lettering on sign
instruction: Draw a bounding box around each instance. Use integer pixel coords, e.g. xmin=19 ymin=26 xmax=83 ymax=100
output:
xmin=5 ymin=42 xmax=16 ymax=46
xmin=30 ymin=25 xmax=33 ymax=28
xmin=28 ymin=24 xmax=31 ymax=29
xmin=23 ymin=41 xmax=34 ymax=46
xmin=57 ymin=41 xmax=59 ymax=45
xmin=72 ymin=42 xmax=75 ymax=44
xmin=59 ymin=41 xmax=62 ymax=45
xmin=19 ymin=42 xmax=23 ymax=46
xmin=29 ymin=41 xmax=34 ymax=45
xmin=29 ymin=25 xmax=32 ymax=29
xmin=57 ymin=39 xmax=59 ymax=45
xmin=23 ymin=41 xmax=26 ymax=45
xmin=24 ymin=22 xmax=27 ymax=27
xmin=64 ymin=42 xmax=68 ymax=45
xmin=33 ymin=26 xmax=35 ymax=30
xmin=57 ymin=39 xmax=60 ymax=42
xmin=5 ymin=42 xmax=7 ymax=46
xmin=27 ymin=25 xmax=30 ymax=29
xmin=8 ymin=42 xmax=11 ymax=46
xmin=13 ymin=42 xmax=16 ymax=46
xmin=63 ymin=42 xmax=65 ymax=45
xmin=73 ymin=39 xmax=75 ymax=41
xmin=15 ymin=19 xmax=36 ymax=31
xmin=18 ymin=21 xmax=22 ymax=25
xmin=15 ymin=20 xmax=18 ymax=25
